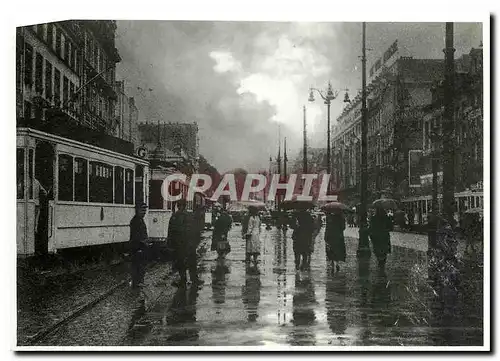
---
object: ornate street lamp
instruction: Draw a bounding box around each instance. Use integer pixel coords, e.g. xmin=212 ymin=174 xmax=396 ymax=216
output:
xmin=308 ymin=82 xmax=349 ymax=193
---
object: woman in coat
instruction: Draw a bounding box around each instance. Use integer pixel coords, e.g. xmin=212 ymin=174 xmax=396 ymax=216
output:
xmin=325 ymin=210 xmax=346 ymax=272
xmin=245 ymin=206 xmax=262 ymax=265
xmin=292 ymin=210 xmax=315 ymax=270
xmin=369 ymin=207 xmax=393 ymax=270
xmin=212 ymin=208 xmax=232 ymax=258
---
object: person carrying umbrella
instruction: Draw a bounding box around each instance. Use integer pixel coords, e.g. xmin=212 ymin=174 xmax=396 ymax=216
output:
xmin=369 ymin=205 xmax=393 ymax=271
xmin=292 ymin=209 xmax=315 ymax=270
xmin=325 ymin=208 xmax=346 ymax=272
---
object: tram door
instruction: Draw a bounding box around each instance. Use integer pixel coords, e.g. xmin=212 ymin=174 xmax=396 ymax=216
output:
xmin=34 ymin=141 xmax=54 ymax=255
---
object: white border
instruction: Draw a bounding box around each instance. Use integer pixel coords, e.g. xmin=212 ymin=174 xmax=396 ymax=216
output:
xmin=1 ymin=0 xmax=493 ymax=357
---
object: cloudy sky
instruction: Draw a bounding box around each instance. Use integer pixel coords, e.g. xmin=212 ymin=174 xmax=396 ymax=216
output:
xmin=115 ymin=21 xmax=482 ymax=173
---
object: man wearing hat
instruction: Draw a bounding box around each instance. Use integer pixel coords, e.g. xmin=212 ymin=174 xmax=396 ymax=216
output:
xmin=129 ymin=202 xmax=149 ymax=288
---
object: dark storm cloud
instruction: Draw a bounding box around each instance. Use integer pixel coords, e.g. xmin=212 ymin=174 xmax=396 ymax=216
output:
xmin=115 ymin=21 xmax=482 ymax=173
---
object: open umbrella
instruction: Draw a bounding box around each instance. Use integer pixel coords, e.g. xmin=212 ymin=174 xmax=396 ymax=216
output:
xmin=281 ymin=195 xmax=315 ymax=211
xmin=321 ymin=201 xmax=352 ymax=213
xmin=372 ymin=198 xmax=398 ymax=210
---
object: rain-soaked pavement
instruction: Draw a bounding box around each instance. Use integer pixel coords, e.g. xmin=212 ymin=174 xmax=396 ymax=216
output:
xmin=120 ymin=225 xmax=483 ymax=347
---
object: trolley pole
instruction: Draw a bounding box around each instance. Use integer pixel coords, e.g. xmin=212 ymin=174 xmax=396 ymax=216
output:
xmin=357 ymin=22 xmax=371 ymax=257
xmin=442 ymin=22 xmax=456 ymax=224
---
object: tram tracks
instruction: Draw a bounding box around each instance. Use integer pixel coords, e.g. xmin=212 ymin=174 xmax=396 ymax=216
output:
xmin=25 ymin=279 xmax=129 ymax=346
xmin=21 ymin=237 xmax=211 ymax=346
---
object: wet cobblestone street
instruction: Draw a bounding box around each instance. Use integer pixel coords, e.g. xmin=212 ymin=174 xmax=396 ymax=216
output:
xmin=19 ymin=225 xmax=483 ymax=347
xmin=127 ymin=225 xmax=483 ymax=347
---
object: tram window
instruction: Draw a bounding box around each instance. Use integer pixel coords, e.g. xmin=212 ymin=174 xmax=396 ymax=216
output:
xmin=114 ymin=166 xmax=124 ymax=204
xmin=58 ymin=154 xmax=74 ymax=201
xmin=17 ymin=149 xmax=25 ymax=199
xmin=89 ymin=161 xmax=113 ymax=203
xmin=149 ymin=180 xmax=163 ymax=209
xmin=28 ymin=149 xmax=34 ymax=199
xmin=74 ymin=158 xmax=88 ymax=202
xmin=136 ymin=165 xmax=144 ymax=178
xmin=125 ymin=169 xmax=134 ymax=204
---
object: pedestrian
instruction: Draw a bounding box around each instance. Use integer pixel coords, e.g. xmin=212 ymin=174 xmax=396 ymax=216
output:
xmin=324 ymin=209 xmax=346 ymax=272
xmin=212 ymin=206 xmax=232 ymax=258
xmin=31 ymin=178 xmax=47 ymax=237
xmin=245 ymin=206 xmax=261 ymax=265
xmin=292 ymin=209 xmax=315 ymax=270
xmin=369 ymin=206 xmax=393 ymax=271
xmin=347 ymin=213 xmax=354 ymax=228
xmin=167 ymin=199 xmax=202 ymax=287
xmin=241 ymin=210 xmax=251 ymax=262
xmin=129 ymin=202 xmax=149 ymax=288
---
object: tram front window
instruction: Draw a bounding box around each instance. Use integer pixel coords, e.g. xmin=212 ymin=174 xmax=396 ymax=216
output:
xmin=149 ymin=180 xmax=163 ymax=209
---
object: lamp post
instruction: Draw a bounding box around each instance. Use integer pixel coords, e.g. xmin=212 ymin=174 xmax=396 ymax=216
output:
xmin=309 ymin=82 xmax=349 ymax=192
xmin=358 ymin=21 xmax=371 ymax=257
xmin=442 ymin=22 xmax=456 ymax=225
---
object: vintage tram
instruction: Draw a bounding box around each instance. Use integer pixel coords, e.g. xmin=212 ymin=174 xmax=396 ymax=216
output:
xmin=147 ymin=165 xmax=206 ymax=243
xmin=17 ymin=127 xmax=149 ymax=256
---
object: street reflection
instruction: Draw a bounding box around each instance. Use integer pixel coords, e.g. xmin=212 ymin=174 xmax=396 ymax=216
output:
xmin=212 ymin=259 xmax=230 ymax=312
xmin=427 ymin=255 xmax=461 ymax=346
xmin=163 ymin=285 xmax=199 ymax=344
xmin=326 ymin=272 xmax=348 ymax=338
xmin=370 ymin=272 xmax=392 ymax=327
xmin=242 ymin=265 xmax=261 ymax=323
xmin=356 ymin=257 xmax=372 ymax=345
xmin=289 ymin=272 xmax=317 ymax=346
xmin=274 ymin=230 xmax=288 ymax=325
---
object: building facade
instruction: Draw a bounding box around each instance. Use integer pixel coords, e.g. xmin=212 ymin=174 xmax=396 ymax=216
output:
xmin=332 ymin=52 xmax=445 ymax=205
xmin=137 ymin=121 xmax=199 ymax=170
xmin=114 ymin=80 xmax=139 ymax=145
xmin=415 ymin=46 xmax=484 ymax=215
xmin=331 ymin=43 xmax=483 ymax=223
xmin=16 ymin=21 xmax=125 ymax=150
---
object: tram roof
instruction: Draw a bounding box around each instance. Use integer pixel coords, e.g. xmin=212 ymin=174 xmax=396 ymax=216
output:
xmin=17 ymin=127 xmax=149 ymax=166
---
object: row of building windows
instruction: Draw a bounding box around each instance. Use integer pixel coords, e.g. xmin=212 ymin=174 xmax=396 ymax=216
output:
xmin=58 ymin=154 xmax=134 ymax=204
xmin=23 ymin=42 xmax=79 ymax=114
xmin=85 ymin=86 xmax=114 ymax=121
xmin=31 ymin=24 xmax=79 ymax=75
xmin=83 ymin=29 xmax=114 ymax=85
